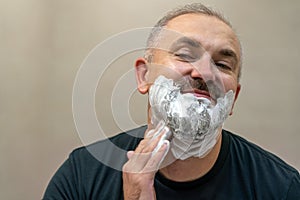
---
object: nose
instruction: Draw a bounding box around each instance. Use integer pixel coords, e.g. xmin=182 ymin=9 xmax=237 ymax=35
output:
xmin=190 ymin=53 xmax=215 ymax=81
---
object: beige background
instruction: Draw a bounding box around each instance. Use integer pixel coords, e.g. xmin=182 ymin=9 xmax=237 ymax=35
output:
xmin=1 ymin=0 xmax=299 ymax=199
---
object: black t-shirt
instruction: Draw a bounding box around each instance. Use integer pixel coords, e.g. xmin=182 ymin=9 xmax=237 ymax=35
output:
xmin=43 ymin=126 xmax=300 ymax=199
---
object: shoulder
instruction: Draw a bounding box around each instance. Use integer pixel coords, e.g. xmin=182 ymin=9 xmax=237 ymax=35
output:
xmin=223 ymin=129 xmax=300 ymax=198
xmin=70 ymin=125 xmax=147 ymax=165
xmin=224 ymin=129 xmax=298 ymax=175
xmin=43 ymin=126 xmax=147 ymax=199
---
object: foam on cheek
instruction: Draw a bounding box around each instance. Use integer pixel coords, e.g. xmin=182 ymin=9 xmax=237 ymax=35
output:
xmin=149 ymin=75 xmax=235 ymax=159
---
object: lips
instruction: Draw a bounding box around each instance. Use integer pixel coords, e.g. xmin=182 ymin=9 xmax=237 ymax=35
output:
xmin=181 ymin=89 xmax=212 ymax=100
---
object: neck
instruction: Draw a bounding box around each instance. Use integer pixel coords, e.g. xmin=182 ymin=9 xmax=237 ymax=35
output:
xmin=159 ymin=131 xmax=222 ymax=182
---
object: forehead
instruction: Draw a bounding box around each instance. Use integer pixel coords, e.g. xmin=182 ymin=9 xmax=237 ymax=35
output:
xmin=162 ymin=13 xmax=241 ymax=60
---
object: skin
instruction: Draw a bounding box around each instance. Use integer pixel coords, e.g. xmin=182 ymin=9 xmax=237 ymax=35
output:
xmin=123 ymin=13 xmax=241 ymax=200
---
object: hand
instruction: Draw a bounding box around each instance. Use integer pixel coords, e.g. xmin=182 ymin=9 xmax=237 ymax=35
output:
xmin=122 ymin=122 xmax=171 ymax=200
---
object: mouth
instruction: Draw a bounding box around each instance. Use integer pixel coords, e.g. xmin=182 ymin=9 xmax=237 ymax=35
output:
xmin=181 ymin=89 xmax=212 ymax=101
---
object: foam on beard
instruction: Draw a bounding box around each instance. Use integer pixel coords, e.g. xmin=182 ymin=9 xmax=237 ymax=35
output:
xmin=149 ymin=75 xmax=234 ymax=160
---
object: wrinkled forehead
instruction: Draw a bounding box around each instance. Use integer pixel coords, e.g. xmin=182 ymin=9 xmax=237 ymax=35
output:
xmin=150 ymin=14 xmax=241 ymax=61
xmin=149 ymin=29 xmax=240 ymax=67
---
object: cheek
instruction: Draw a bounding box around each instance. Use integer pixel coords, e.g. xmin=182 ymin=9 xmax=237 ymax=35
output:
xmin=147 ymin=62 xmax=187 ymax=83
xmin=222 ymin=75 xmax=238 ymax=92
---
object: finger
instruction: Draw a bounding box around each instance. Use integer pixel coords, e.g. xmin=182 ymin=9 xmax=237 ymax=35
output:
xmin=146 ymin=120 xmax=165 ymax=137
xmin=125 ymin=129 xmax=168 ymax=172
xmin=143 ymin=128 xmax=168 ymax=154
xmin=124 ymin=123 xmax=170 ymax=173
xmin=135 ymin=125 xmax=168 ymax=154
xmin=157 ymin=140 xmax=170 ymax=167
xmin=148 ymin=125 xmax=170 ymax=147
xmin=152 ymin=126 xmax=171 ymax=155
xmin=127 ymin=151 xmax=134 ymax=159
xmin=145 ymin=129 xmax=155 ymax=138
xmin=143 ymin=140 xmax=170 ymax=173
xmin=124 ymin=151 xmax=152 ymax=173
xmin=150 ymin=120 xmax=166 ymax=139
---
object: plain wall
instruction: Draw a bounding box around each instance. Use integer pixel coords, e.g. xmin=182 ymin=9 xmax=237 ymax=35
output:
xmin=1 ymin=0 xmax=299 ymax=199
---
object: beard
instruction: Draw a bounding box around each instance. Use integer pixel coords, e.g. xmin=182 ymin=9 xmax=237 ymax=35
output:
xmin=149 ymin=75 xmax=234 ymax=160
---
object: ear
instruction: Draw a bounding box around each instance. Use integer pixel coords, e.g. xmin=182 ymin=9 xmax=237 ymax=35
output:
xmin=229 ymin=83 xmax=241 ymax=115
xmin=135 ymin=57 xmax=150 ymax=94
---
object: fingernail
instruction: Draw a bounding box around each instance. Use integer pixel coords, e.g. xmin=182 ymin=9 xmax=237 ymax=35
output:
xmin=162 ymin=127 xmax=172 ymax=139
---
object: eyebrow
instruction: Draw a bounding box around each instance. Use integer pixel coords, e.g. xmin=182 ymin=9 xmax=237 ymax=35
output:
xmin=169 ymin=36 xmax=239 ymax=65
xmin=169 ymin=36 xmax=201 ymax=51
xmin=218 ymin=48 xmax=238 ymax=66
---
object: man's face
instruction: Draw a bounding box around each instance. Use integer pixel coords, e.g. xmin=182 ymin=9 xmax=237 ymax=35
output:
xmin=134 ymin=13 xmax=242 ymax=158
xmin=136 ymin=13 xmax=241 ymax=115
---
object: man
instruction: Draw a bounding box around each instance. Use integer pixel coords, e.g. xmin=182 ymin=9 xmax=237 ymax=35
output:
xmin=43 ymin=3 xmax=300 ymax=199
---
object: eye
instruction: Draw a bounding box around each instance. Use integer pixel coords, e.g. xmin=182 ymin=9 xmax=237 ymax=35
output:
xmin=174 ymin=53 xmax=196 ymax=62
xmin=215 ymin=62 xmax=232 ymax=71
xmin=173 ymin=47 xmax=199 ymax=62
